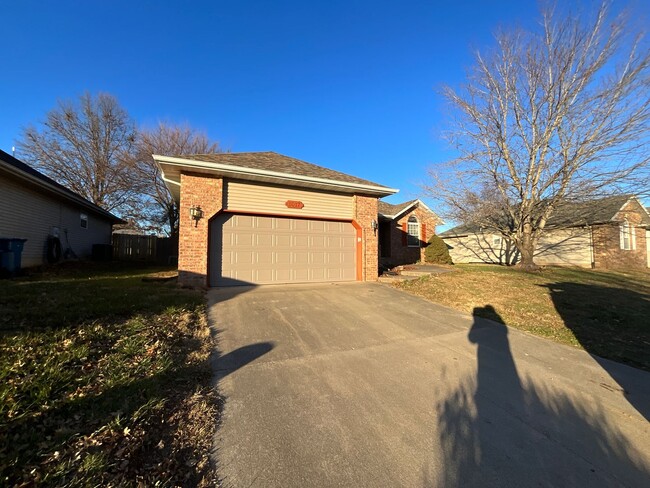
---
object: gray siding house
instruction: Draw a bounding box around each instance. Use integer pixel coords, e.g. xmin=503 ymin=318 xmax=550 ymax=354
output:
xmin=0 ymin=149 xmax=122 ymax=267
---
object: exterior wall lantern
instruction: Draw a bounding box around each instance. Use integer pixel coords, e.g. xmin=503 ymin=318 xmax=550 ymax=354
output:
xmin=371 ymin=219 xmax=378 ymax=235
xmin=189 ymin=205 xmax=204 ymax=227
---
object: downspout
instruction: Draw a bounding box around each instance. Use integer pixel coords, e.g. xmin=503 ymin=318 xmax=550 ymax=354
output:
xmin=588 ymin=225 xmax=595 ymax=269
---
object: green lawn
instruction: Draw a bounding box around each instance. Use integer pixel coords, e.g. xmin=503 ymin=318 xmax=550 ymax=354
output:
xmin=0 ymin=263 xmax=219 ymax=486
xmin=395 ymin=264 xmax=650 ymax=371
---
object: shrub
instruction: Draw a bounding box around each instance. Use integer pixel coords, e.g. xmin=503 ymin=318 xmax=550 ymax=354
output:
xmin=424 ymin=234 xmax=453 ymax=264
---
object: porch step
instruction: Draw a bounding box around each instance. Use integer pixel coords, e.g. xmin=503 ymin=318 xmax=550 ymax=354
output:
xmin=399 ymin=270 xmax=434 ymax=277
xmin=377 ymin=274 xmax=422 ymax=283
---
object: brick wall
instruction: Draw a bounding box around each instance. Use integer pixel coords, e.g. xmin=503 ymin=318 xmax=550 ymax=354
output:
xmin=178 ymin=173 xmax=223 ymax=287
xmin=386 ymin=206 xmax=441 ymax=266
xmin=354 ymin=195 xmax=379 ymax=281
xmin=592 ymin=200 xmax=648 ymax=270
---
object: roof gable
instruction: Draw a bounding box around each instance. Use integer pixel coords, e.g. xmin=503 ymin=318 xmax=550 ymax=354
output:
xmin=377 ymin=199 xmax=443 ymax=223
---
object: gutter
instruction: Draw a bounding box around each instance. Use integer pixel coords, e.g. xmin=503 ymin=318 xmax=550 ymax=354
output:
xmin=154 ymin=154 xmax=398 ymax=197
xmin=588 ymin=225 xmax=595 ymax=269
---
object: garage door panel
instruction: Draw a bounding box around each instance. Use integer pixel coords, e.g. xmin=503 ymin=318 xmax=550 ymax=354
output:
xmin=276 ymin=235 xmax=291 ymax=247
xmin=275 ymin=219 xmax=291 ymax=231
xmin=294 ymin=235 xmax=309 ymax=247
xmin=257 ymin=218 xmax=273 ymax=229
xmin=210 ymin=214 xmax=357 ymax=286
xmin=257 ymin=234 xmax=273 ymax=246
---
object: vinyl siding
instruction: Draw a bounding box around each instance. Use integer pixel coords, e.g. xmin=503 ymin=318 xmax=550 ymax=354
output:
xmin=443 ymin=228 xmax=592 ymax=267
xmin=0 ymin=173 xmax=113 ymax=267
xmin=534 ymin=228 xmax=592 ymax=267
xmin=225 ymin=180 xmax=353 ymax=220
xmin=443 ymin=234 xmax=519 ymax=265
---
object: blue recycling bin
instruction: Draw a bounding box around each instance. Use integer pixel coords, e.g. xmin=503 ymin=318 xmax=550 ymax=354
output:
xmin=0 ymin=238 xmax=27 ymax=272
xmin=0 ymin=251 xmax=16 ymax=274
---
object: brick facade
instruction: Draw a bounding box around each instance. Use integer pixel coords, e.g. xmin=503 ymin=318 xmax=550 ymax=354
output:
xmin=354 ymin=195 xmax=379 ymax=281
xmin=592 ymin=200 xmax=648 ymax=270
xmin=178 ymin=173 xmax=223 ymax=287
xmin=381 ymin=205 xmax=441 ymax=267
xmin=178 ymin=175 xmax=383 ymax=286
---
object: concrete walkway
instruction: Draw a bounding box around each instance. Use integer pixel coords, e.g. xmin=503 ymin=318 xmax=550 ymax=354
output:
xmin=208 ymin=282 xmax=650 ymax=488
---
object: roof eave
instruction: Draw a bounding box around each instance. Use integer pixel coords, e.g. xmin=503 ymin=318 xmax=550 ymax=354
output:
xmin=0 ymin=158 xmax=123 ymax=223
xmin=155 ymin=154 xmax=398 ymax=198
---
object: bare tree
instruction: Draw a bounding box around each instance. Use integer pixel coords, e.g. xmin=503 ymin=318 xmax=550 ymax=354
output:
xmin=133 ymin=123 xmax=221 ymax=236
xmin=18 ymin=93 xmax=139 ymax=214
xmin=429 ymin=1 xmax=650 ymax=270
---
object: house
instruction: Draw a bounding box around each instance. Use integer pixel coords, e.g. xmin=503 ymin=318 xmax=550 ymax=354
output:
xmin=154 ymin=151 xmax=399 ymax=287
xmin=377 ymin=199 xmax=444 ymax=268
xmin=440 ymin=195 xmax=650 ymax=269
xmin=0 ymin=149 xmax=122 ymax=268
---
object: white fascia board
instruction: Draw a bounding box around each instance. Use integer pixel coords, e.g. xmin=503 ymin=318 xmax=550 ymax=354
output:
xmin=154 ymin=154 xmax=398 ymax=196
xmin=388 ymin=199 xmax=446 ymax=224
xmin=381 ymin=199 xmax=445 ymax=225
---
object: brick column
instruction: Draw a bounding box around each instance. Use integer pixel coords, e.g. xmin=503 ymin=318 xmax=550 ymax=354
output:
xmin=178 ymin=173 xmax=223 ymax=287
xmin=354 ymin=195 xmax=379 ymax=281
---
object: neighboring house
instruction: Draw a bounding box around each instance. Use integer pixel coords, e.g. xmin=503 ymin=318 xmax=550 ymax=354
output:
xmin=377 ymin=199 xmax=444 ymax=267
xmin=154 ymin=151 xmax=398 ymax=287
xmin=0 ymin=149 xmax=122 ymax=268
xmin=440 ymin=195 xmax=650 ymax=270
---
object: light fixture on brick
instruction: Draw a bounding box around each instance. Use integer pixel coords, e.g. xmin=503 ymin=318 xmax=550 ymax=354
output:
xmin=189 ymin=205 xmax=204 ymax=227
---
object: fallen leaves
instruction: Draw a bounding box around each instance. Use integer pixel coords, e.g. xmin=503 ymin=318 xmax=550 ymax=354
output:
xmin=0 ymin=268 xmax=220 ymax=486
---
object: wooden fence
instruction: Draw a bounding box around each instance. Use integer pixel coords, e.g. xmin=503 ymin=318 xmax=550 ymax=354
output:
xmin=112 ymin=234 xmax=178 ymax=264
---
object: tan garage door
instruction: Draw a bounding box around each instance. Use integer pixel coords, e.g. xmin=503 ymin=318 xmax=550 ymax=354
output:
xmin=210 ymin=214 xmax=357 ymax=286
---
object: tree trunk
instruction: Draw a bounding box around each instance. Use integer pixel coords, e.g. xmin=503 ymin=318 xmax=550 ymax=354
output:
xmin=515 ymin=231 xmax=541 ymax=271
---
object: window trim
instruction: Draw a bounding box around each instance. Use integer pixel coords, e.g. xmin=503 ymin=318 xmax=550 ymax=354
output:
xmin=620 ymin=220 xmax=635 ymax=251
xmin=407 ymin=216 xmax=420 ymax=247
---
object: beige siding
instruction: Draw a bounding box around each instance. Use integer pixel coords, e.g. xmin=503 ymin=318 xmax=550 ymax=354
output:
xmin=534 ymin=228 xmax=592 ymax=267
xmin=225 ymin=180 xmax=353 ymax=219
xmin=0 ymin=174 xmax=112 ymax=267
xmin=444 ymin=228 xmax=592 ymax=267
xmin=444 ymin=234 xmax=519 ymax=265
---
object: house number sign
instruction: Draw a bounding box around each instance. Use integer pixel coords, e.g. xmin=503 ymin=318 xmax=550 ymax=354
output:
xmin=285 ymin=200 xmax=304 ymax=209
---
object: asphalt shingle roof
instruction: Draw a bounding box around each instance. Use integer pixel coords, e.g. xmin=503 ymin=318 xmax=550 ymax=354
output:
xmin=439 ymin=194 xmax=644 ymax=237
xmin=180 ymin=152 xmax=388 ymax=189
xmin=377 ymin=199 xmax=417 ymax=217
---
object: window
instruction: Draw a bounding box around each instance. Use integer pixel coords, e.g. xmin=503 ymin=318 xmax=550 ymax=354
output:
xmin=492 ymin=235 xmax=502 ymax=247
xmin=80 ymin=213 xmax=88 ymax=229
xmin=620 ymin=220 xmax=636 ymax=250
xmin=407 ymin=216 xmax=420 ymax=247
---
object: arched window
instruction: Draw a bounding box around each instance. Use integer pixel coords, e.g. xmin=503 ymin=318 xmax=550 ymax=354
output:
xmin=620 ymin=219 xmax=636 ymax=250
xmin=407 ymin=215 xmax=420 ymax=247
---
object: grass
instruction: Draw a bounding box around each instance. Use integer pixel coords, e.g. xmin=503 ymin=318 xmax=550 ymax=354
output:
xmin=395 ymin=264 xmax=650 ymax=371
xmin=0 ymin=262 xmax=220 ymax=486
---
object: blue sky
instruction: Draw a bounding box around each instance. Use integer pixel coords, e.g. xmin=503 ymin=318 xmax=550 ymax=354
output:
xmin=2 ymin=1 xmax=648 ymax=222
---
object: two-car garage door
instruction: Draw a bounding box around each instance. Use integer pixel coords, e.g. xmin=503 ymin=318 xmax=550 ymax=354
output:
xmin=210 ymin=214 xmax=357 ymax=286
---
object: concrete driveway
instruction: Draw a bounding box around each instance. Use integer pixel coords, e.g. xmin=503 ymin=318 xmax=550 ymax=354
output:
xmin=208 ymin=282 xmax=650 ymax=488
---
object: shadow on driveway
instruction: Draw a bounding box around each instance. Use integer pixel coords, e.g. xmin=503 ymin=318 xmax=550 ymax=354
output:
xmin=544 ymin=281 xmax=650 ymax=421
xmin=427 ymin=305 xmax=650 ymax=487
